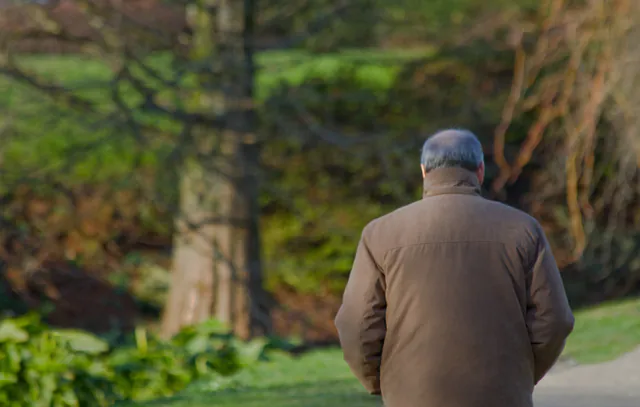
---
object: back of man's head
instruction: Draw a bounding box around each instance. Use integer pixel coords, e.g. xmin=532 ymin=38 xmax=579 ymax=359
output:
xmin=420 ymin=129 xmax=484 ymax=173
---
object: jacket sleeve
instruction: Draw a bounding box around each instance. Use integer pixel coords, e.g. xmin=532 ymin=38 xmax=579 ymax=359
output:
xmin=526 ymin=225 xmax=575 ymax=384
xmin=334 ymin=228 xmax=386 ymax=395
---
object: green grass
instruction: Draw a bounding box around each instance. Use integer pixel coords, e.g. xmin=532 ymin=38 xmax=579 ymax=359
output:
xmin=254 ymin=48 xmax=434 ymax=97
xmin=121 ymin=296 xmax=640 ymax=407
xmin=563 ymin=296 xmax=640 ymax=364
xmin=0 ymin=48 xmax=434 ymax=185
xmin=11 ymin=47 xmax=435 ymax=100
xmin=117 ymin=350 xmax=379 ymax=407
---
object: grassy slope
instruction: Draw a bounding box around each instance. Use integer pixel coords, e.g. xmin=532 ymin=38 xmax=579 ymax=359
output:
xmin=123 ymin=296 xmax=640 ymax=407
xmin=0 ymin=48 xmax=433 ymax=184
xmin=563 ymin=297 xmax=640 ymax=364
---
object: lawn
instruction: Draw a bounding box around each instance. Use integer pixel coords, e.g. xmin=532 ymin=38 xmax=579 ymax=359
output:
xmin=118 ymin=349 xmax=381 ymax=407
xmin=121 ymin=296 xmax=640 ymax=407
xmin=563 ymin=296 xmax=640 ymax=364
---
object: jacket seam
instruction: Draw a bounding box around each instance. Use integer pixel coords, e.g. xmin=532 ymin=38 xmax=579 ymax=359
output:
xmin=383 ymin=239 xmax=506 ymax=257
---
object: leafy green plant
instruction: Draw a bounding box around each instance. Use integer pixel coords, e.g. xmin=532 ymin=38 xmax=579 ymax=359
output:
xmin=108 ymin=332 xmax=192 ymax=401
xmin=171 ymin=319 xmax=270 ymax=375
xmin=0 ymin=315 xmax=278 ymax=406
xmin=0 ymin=314 xmax=116 ymax=407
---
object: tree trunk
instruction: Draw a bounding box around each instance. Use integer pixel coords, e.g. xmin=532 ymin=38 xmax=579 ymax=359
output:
xmin=161 ymin=0 xmax=270 ymax=339
xmin=240 ymin=140 xmax=272 ymax=337
xmin=161 ymin=160 xmax=217 ymax=337
xmin=213 ymin=0 xmax=271 ymax=339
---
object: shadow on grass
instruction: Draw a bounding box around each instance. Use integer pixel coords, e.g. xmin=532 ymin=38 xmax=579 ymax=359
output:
xmin=123 ymin=379 xmax=382 ymax=407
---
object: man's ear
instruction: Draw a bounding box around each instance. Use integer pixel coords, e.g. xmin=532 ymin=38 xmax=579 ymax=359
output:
xmin=476 ymin=162 xmax=485 ymax=184
xmin=421 ymin=164 xmax=427 ymax=179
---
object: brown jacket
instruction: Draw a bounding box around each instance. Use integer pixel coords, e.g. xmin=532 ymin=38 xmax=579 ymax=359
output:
xmin=335 ymin=167 xmax=574 ymax=407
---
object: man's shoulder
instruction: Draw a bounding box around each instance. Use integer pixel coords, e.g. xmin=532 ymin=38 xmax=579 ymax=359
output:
xmin=362 ymin=197 xmax=544 ymax=244
xmin=362 ymin=200 xmax=424 ymax=233
xmin=482 ymin=198 xmax=541 ymax=226
xmin=368 ymin=196 xmax=540 ymax=223
xmin=479 ymin=199 xmax=548 ymax=256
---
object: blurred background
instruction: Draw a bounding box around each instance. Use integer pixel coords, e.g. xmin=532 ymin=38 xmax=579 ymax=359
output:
xmin=0 ymin=0 xmax=638 ymax=406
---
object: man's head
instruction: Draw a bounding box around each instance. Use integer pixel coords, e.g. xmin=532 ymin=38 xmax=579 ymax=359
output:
xmin=420 ymin=129 xmax=485 ymax=183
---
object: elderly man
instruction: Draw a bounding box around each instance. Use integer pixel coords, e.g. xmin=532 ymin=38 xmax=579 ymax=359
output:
xmin=334 ymin=129 xmax=574 ymax=407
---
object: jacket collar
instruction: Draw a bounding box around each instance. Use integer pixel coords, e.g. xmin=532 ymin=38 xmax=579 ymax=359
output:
xmin=423 ymin=167 xmax=482 ymax=198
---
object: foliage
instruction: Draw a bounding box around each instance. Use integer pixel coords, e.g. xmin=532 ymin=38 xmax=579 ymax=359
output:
xmin=0 ymin=314 xmax=279 ymax=406
xmin=0 ymin=50 xmax=428 ymax=297
xmin=0 ymin=313 xmax=116 ymax=407
xmin=257 ymin=0 xmax=383 ymax=52
xmin=0 ymin=44 xmax=523 ymax=296
xmin=0 ymin=3 xmax=638 ymax=305
xmin=490 ymin=0 xmax=640 ymax=299
xmin=0 ymin=49 xmax=429 ymax=186
xmin=260 ymin=48 xmax=519 ymax=293
xmin=260 ymin=67 xmax=404 ymax=292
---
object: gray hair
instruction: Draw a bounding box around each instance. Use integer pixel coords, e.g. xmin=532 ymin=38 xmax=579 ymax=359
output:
xmin=420 ymin=129 xmax=484 ymax=172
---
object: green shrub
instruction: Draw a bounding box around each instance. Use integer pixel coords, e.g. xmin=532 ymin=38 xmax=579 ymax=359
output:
xmin=0 ymin=315 xmax=277 ymax=406
xmin=108 ymin=333 xmax=192 ymax=401
xmin=0 ymin=314 xmax=116 ymax=407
